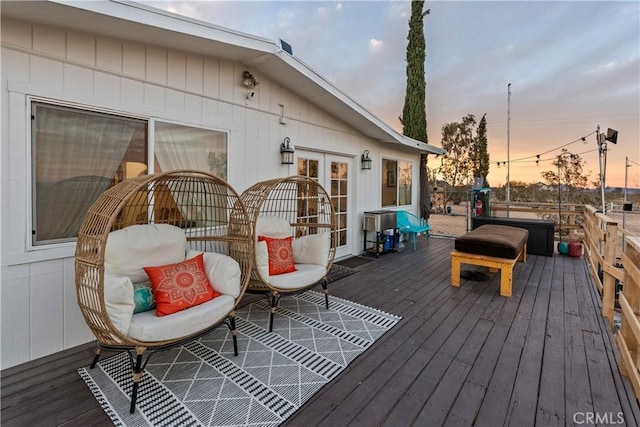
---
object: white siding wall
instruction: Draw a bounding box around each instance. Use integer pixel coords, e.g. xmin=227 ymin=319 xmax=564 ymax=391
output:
xmin=0 ymin=17 xmax=417 ymax=369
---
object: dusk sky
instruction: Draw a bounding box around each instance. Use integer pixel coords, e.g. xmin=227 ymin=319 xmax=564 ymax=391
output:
xmin=142 ymin=1 xmax=640 ymax=188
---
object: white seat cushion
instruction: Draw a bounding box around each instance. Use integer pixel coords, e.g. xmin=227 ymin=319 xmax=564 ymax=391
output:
xmin=267 ymin=264 xmax=326 ymax=290
xmin=105 ymin=224 xmax=186 ymax=283
xmin=127 ymin=294 xmax=235 ymax=342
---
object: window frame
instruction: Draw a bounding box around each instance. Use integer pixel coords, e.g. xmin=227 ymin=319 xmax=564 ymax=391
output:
xmin=28 ymin=96 xmax=229 ymax=249
xmin=381 ymin=157 xmax=414 ymax=208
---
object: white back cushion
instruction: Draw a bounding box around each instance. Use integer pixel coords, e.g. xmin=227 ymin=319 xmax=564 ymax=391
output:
xmin=105 ymin=224 xmax=186 ymax=283
xmin=292 ymin=233 xmax=330 ymax=266
xmin=255 ymin=215 xmax=291 ymax=239
xmin=186 ymin=250 xmax=242 ymax=298
xmin=103 ymin=272 xmax=134 ymax=336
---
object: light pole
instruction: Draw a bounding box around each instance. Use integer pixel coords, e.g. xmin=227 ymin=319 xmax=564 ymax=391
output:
xmin=596 ymin=124 xmax=605 ymax=213
xmin=597 ymin=126 xmax=618 ymax=215
xmin=506 ymin=83 xmax=511 ymax=217
xmin=624 ymin=156 xmax=630 ymax=204
xmin=624 ymin=156 xmax=631 ymax=232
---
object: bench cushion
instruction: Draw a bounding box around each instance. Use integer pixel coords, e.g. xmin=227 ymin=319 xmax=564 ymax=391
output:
xmin=455 ymin=224 xmax=528 ymax=259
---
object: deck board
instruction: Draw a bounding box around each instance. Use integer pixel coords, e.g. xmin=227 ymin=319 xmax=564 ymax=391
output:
xmin=2 ymin=236 xmax=638 ymax=426
xmin=535 ymin=258 xmax=566 ymax=427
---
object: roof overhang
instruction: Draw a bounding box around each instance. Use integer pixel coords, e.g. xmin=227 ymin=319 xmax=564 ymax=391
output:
xmin=1 ymin=0 xmax=445 ymax=155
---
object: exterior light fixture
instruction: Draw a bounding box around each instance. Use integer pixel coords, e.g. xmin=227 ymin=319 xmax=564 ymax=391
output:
xmin=280 ymin=137 xmax=294 ymax=165
xmin=242 ymin=71 xmax=258 ymax=99
xmin=242 ymin=71 xmax=257 ymax=88
xmin=361 ymin=150 xmax=372 ymax=170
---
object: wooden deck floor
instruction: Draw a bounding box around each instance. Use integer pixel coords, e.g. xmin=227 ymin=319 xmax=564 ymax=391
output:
xmin=2 ymin=237 xmax=639 ymax=426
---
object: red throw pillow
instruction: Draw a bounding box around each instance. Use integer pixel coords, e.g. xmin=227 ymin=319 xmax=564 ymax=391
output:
xmin=258 ymin=235 xmax=297 ymax=275
xmin=143 ymin=253 xmax=220 ymax=317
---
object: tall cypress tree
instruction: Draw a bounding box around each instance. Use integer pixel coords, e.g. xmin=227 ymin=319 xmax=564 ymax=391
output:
xmin=400 ymin=0 xmax=430 ymax=219
xmin=474 ymin=113 xmax=490 ymax=187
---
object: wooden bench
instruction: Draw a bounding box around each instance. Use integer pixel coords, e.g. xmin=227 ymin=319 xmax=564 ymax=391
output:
xmin=451 ymin=224 xmax=529 ymax=297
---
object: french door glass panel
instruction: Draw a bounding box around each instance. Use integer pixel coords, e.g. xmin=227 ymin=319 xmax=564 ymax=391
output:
xmin=330 ymin=161 xmax=348 ymax=247
xmin=297 ymin=153 xmax=351 ymax=257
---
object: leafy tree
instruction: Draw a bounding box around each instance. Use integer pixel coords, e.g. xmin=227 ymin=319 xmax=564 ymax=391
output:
xmin=400 ymin=0 xmax=430 ymax=219
xmin=472 ymin=113 xmax=490 ymax=187
xmin=539 ymin=149 xmax=597 ymax=233
xmin=541 ymin=149 xmax=595 ymax=204
xmin=440 ymin=114 xmax=476 ymax=191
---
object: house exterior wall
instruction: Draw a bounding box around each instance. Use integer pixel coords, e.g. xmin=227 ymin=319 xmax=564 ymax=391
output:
xmin=0 ymin=17 xmax=421 ymax=369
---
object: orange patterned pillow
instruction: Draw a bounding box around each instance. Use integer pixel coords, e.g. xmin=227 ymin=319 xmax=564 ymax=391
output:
xmin=258 ymin=235 xmax=297 ymax=275
xmin=143 ymin=253 xmax=220 ymax=317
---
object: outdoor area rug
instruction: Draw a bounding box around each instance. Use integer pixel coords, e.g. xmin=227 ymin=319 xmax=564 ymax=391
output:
xmin=79 ymin=291 xmax=401 ymax=427
xmin=325 ymin=263 xmax=359 ymax=283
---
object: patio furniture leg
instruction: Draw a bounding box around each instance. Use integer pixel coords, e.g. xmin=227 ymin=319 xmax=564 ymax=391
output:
xmin=90 ymin=348 xmax=103 ymax=369
xmin=321 ymin=279 xmax=329 ymax=309
xmin=500 ymin=265 xmax=513 ymax=297
xmin=451 ymin=255 xmax=461 ymax=287
xmin=229 ymin=313 xmax=238 ymax=356
xmin=129 ymin=349 xmax=145 ymax=414
xmin=269 ymin=292 xmax=279 ymax=332
xmin=450 ymin=250 xmax=522 ymax=298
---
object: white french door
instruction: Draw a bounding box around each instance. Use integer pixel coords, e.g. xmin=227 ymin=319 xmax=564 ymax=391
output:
xmin=297 ymin=151 xmax=353 ymax=259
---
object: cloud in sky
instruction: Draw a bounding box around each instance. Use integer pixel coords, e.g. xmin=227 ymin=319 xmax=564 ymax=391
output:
xmin=143 ymin=0 xmax=639 ymax=188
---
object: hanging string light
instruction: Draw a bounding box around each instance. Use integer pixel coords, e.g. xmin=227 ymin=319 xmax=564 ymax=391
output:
xmin=494 ymin=130 xmax=597 ymax=165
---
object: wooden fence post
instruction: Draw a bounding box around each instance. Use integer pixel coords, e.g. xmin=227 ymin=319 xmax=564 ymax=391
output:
xmin=602 ymin=221 xmax=618 ymax=329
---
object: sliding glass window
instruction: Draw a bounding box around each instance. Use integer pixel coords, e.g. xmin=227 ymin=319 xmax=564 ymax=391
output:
xmin=31 ymin=101 xmax=228 ymax=245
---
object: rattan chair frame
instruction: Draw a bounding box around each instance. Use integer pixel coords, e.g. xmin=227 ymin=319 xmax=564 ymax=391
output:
xmin=75 ymin=170 xmax=253 ymax=412
xmin=240 ymin=175 xmax=337 ymax=331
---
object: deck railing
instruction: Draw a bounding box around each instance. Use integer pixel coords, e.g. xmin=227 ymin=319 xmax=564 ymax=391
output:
xmin=616 ymin=236 xmax=640 ymax=401
xmin=583 ymin=206 xmax=624 ymax=328
xmin=583 ymin=205 xmax=640 ymax=402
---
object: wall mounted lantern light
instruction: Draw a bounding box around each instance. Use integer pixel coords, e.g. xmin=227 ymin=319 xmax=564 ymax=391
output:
xmin=280 ymin=137 xmax=294 ymax=165
xmin=242 ymin=71 xmax=258 ymax=99
xmin=361 ymin=150 xmax=372 ymax=170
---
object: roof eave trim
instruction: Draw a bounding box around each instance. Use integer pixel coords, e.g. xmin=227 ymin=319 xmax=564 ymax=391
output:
xmin=273 ymin=51 xmax=445 ymax=155
xmin=398 ymin=136 xmax=446 ymax=155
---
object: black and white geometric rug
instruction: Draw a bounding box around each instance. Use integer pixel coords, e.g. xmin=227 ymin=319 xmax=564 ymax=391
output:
xmin=79 ymin=291 xmax=401 ymax=426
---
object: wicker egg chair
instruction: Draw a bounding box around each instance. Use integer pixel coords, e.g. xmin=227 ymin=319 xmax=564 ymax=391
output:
xmin=75 ymin=170 xmax=252 ymax=413
xmin=240 ymin=175 xmax=336 ymax=331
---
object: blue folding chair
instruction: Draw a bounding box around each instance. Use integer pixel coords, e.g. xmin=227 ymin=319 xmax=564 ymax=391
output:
xmin=396 ymin=210 xmax=431 ymax=251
